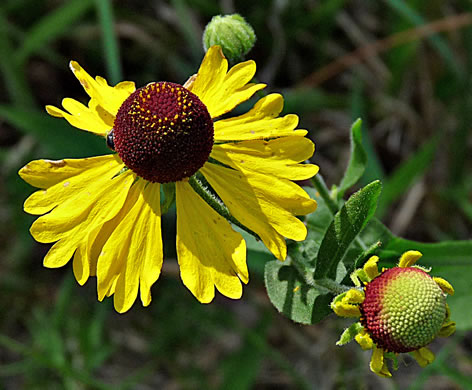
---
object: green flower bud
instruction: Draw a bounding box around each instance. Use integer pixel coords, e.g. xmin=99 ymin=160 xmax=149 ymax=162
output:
xmin=203 ymin=14 xmax=256 ymax=62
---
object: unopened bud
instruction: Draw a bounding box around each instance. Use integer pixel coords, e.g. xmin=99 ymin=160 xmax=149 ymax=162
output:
xmin=203 ymin=14 xmax=256 ymax=62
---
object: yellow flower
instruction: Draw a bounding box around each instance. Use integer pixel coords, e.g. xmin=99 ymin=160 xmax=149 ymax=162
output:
xmin=19 ymin=46 xmax=318 ymax=313
xmin=332 ymin=251 xmax=455 ymax=377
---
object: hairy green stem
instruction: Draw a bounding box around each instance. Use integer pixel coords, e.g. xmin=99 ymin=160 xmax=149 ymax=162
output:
xmin=288 ymin=244 xmax=352 ymax=295
xmin=311 ymin=174 xmax=339 ymax=214
xmin=188 ymin=176 xmax=260 ymax=240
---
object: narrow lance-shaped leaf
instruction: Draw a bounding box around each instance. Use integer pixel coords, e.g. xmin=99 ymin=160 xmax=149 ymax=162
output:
xmin=314 ymin=180 xmax=382 ymax=279
xmin=338 ymin=118 xmax=367 ymax=197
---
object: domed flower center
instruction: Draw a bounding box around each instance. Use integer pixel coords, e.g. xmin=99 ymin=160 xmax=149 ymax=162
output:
xmin=113 ymin=82 xmax=214 ymax=183
xmin=360 ymin=267 xmax=446 ymax=353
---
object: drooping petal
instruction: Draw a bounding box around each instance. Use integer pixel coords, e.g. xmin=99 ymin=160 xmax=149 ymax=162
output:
xmin=398 ymin=250 xmax=422 ymax=268
xmin=201 ymin=162 xmax=316 ymax=260
xmin=23 ymin=155 xmax=124 ymax=215
xmin=211 ymin=136 xmax=319 ymax=180
xmin=370 ymin=346 xmax=391 ymax=377
xmin=411 ymin=347 xmax=435 ymax=367
xmin=36 ymin=170 xmax=134 ymax=269
xmin=175 ymin=181 xmax=247 ymax=303
xmin=187 ymin=46 xmax=265 ymax=118
xmin=96 ymin=180 xmax=163 ymax=313
xmin=19 ymin=155 xmax=119 ymax=189
xmin=213 ymin=94 xmax=307 ymax=141
xmin=30 ymin=167 xmax=133 ymax=244
xmin=69 ymin=61 xmax=135 ymax=116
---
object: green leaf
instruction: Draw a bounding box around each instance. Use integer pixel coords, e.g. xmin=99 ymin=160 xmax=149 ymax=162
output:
xmin=314 ymin=181 xmax=382 ymax=279
xmin=264 ymin=256 xmax=333 ymax=325
xmin=377 ymin=134 xmax=440 ymax=217
xmin=336 ymin=322 xmax=363 ymax=346
xmin=338 ymin=119 xmax=367 ymax=197
xmin=15 ymin=0 xmax=94 ymax=65
xmin=358 ymin=219 xmax=472 ymax=331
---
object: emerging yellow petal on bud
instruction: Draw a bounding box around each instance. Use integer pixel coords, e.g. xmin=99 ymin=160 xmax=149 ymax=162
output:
xmin=355 ymin=330 xmax=374 ymax=350
xmin=370 ymin=346 xmax=392 ymax=378
xmin=411 ymin=347 xmax=435 ymax=367
xmin=333 ymin=302 xmax=361 ymax=318
xmin=331 ymin=289 xmax=364 ymax=317
xmin=438 ymin=321 xmax=456 ymax=337
xmin=363 ymin=255 xmax=380 ymax=280
xmin=345 ymin=289 xmax=365 ymax=304
xmin=433 ymin=277 xmax=455 ymax=295
xmin=398 ymin=250 xmax=422 ymax=268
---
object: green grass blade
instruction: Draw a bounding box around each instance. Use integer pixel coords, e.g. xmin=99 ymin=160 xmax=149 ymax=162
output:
xmin=95 ymin=0 xmax=122 ymax=84
xmin=0 ymin=10 xmax=35 ymax=107
xmin=15 ymin=0 xmax=94 ymax=65
xmin=0 ymin=105 xmax=107 ymax=158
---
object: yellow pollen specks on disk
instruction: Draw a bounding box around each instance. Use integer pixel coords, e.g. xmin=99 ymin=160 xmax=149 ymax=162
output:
xmin=398 ymin=250 xmax=422 ymax=268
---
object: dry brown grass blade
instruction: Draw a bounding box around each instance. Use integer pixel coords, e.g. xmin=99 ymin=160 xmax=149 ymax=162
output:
xmin=300 ymin=12 xmax=472 ymax=87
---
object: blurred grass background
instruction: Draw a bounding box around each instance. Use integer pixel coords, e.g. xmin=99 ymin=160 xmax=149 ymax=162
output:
xmin=1 ymin=0 xmax=471 ymax=388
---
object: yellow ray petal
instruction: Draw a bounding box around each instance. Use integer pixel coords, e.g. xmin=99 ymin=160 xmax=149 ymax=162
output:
xmin=46 ymin=97 xmax=111 ymax=136
xmin=363 ymin=255 xmax=380 ymax=280
xmin=201 ymin=163 xmax=316 ymax=260
xmin=211 ymin=136 xmax=319 ymax=181
xmin=175 ymin=181 xmax=248 ymax=303
xmin=30 ymin=169 xmax=133 ymax=245
xmin=187 ymin=46 xmax=265 ymax=118
xmin=69 ymin=61 xmax=135 ymax=116
xmin=73 ymin=242 xmax=89 ymax=285
xmin=213 ymin=93 xmax=307 ymax=141
xmin=370 ymin=346 xmax=392 ymax=377
xmin=355 ymin=330 xmax=374 ymax=350
xmin=39 ymin=171 xmax=134 ymax=270
xmin=398 ymin=250 xmax=422 ymax=268
xmin=433 ymin=277 xmax=455 ymax=295
xmin=438 ymin=320 xmax=456 ymax=337
xmin=411 ymin=347 xmax=435 ymax=367
xmin=19 ymin=155 xmax=118 ymax=189
xmin=96 ymin=181 xmax=163 ymax=313
xmin=23 ymin=155 xmax=123 ymax=215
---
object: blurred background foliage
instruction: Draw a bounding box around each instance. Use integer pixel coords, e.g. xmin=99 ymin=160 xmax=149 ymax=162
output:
xmin=0 ymin=0 xmax=471 ymax=388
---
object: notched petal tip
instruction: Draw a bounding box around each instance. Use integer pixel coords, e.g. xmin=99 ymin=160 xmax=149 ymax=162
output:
xmin=398 ymin=250 xmax=422 ymax=268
